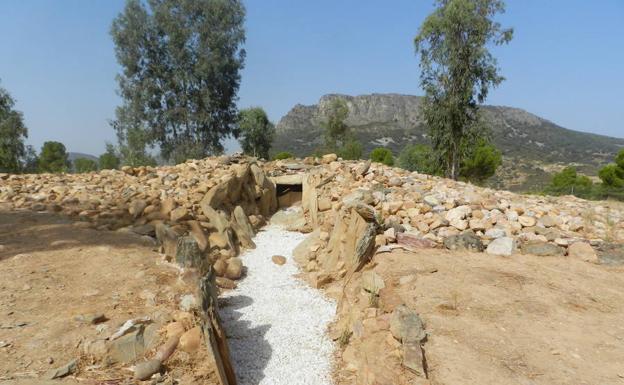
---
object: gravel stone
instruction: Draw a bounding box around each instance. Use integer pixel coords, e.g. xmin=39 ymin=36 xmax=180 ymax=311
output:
xmin=221 ymin=226 xmax=336 ymax=385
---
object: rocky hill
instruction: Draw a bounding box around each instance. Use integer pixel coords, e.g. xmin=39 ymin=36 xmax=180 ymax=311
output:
xmin=274 ymin=93 xmax=624 ymax=191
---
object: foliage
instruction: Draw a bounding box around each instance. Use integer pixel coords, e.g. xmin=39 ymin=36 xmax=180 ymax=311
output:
xmin=460 ymin=141 xmax=502 ymax=183
xmin=598 ymin=164 xmax=624 ymax=188
xmin=370 ymin=147 xmax=394 ymax=166
xmin=598 ymin=149 xmax=624 ymax=188
xmin=616 ymin=149 xmax=624 ymax=170
xmin=414 ymin=0 xmax=513 ymax=179
xmin=99 ymin=143 xmax=121 ymax=170
xmin=322 ymin=98 xmax=350 ymax=152
xmin=544 ymin=166 xmax=593 ymax=197
xmin=0 ymin=82 xmax=28 ymax=173
xmin=38 ymin=141 xmax=70 ymax=173
xmin=273 ymin=151 xmax=294 ymax=160
xmin=237 ymin=107 xmax=274 ymax=159
xmin=397 ymin=144 xmax=440 ymax=175
xmin=21 ymin=145 xmax=39 ymax=173
xmin=115 ymin=124 xmax=157 ymax=167
xmin=111 ymin=0 xmax=246 ymax=162
xmin=74 ymin=158 xmax=98 ymax=173
xmin=338 ymin=139 xmax=363 ymax=160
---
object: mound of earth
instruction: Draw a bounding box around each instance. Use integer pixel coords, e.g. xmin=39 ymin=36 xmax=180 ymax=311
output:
xmin=1 ymin=154 xmax=624 ymax=384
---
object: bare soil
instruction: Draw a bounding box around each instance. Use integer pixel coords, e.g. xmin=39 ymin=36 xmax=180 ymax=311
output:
xmin=353 ymin=248 xmax=624 ymax=384
xmin=0 ymin=210 xmax=218 ymax=384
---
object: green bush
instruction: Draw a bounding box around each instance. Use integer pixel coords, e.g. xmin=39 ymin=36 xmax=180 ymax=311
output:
xmin=397 ymin=144 xmax=439 ymax=175
xmin=274 ymin=151 xmax=294 ymax=160
xmin=544 ymin=166 xmax=593 ymax=197
xmin=598 ymin=164 xmax=624 ymax=188
xmin=460 ymin=142 xmax=502 ymax=184
xmin=74 ymin=158 xmax=98 ymax=173
xmin=99 ymin=143 xmax=121 ymax=170
xmin=338 ymin=139 xmax=363 ymax=160
xmin=370 ymin=147 xmax=394 ymax=166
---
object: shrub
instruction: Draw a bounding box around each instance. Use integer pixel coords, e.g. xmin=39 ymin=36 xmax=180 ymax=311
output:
xmin=74 ymin=158 xmax=98 ymax=173
xmin=338 ymin=139 xmax=363 ymax=160
xmin=274 ymin=151 xmax=294 ymax=160
xmin=370 ymin=147 xmax=394 ymax=166
xmin=460 ymin=142 xmax=502 ymax=184
xmin=544 ymin=166 xmax=593 ymax=196
xmin=397 ymin=144 xmax=439 ymax=175
xmin=99 ymin=143 xmax=121 ymax=170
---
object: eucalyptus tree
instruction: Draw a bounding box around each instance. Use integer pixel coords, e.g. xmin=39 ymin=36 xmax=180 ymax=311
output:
xmin=111 ymin=0 xmax=246 ymax=163
xmin=414 ymin=0 xmax=512 ymax=179
xmin=0 ymin=83 xmax=28 ymax=173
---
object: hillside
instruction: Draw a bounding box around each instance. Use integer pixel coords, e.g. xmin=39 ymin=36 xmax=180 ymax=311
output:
xmin=274 ymin=94 xmax=624 ymax=191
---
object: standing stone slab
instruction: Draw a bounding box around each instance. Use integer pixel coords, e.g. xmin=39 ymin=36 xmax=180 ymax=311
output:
xmin=200 ymin=269 xmax=237 ymax=385
xmin=176 ymin=236 xmax=210 ymax=275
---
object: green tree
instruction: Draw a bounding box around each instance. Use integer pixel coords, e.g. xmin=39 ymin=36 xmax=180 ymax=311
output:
xmin=115 ymin=125 xmax=157 ymax=167
xmin=99 ymin=143 xmax=121 ymax=170
xmin=323 ymin=98 xmax=350 ymax=152
xmin=38 ymin=141 xmax=70 ymax=173
xmin=74 ymin=158 xmax=98 ymax=173
xmin=338 ymin=139 xmax=363 ymax=160
xmin=111 ymin=0 xmax=246 ymax=162
xmin=544 ymin=166 xmax=593 ymax=197
xmin=598 ymin=164 xmax=624 ymax=188
xmin=598 ymin=149 xmax=624 ymax=190
xmin=414 ymin=0 xmax=513 ymax=179
xmin=398 ymin=144 xmax=440 ymax=175
xmin=0 ymin=83 xmax=28 ymax=173
xmin=21 ymin=145 xmax=38 ymax=173
xmin=237 ymin=107 xmax=275 ymax=159
xmin=460 ymin=141 xmax=502 ymax=183
xmin=370 ymin=147 xmax=394 ymax=166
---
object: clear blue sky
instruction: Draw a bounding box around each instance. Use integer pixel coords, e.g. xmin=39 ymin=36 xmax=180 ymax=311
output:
xmin=0 ymin=0 xmax=622 ymax=155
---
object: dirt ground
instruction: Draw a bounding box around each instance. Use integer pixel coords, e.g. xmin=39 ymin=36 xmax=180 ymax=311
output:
xmin=365 ymin=248 xmax=624 ymax=385
xmin=3 ymin=208 xmax=624 ymax=385
xmin=0 ymin=210 xmax=218 ymax=384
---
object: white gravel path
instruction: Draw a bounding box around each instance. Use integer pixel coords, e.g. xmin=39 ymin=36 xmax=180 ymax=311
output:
xmin=220 ymin=226 xmax=336 ymax=385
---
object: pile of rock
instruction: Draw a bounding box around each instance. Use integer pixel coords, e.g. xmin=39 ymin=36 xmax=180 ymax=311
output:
xmin=276 ymin=155 xmax=623 ymax=281
xmin=0 ymin=156 xmax=278 ymax=286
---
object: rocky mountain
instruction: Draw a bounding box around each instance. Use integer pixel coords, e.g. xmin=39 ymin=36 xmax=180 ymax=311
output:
xmin=68 ymin=152 xmax=98 ymax=163
xmin=274 ymin=93 xmax=624 ymax=191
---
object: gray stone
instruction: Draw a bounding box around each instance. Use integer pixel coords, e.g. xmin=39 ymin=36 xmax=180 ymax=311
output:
xmin=134 ymin=359 xmax=162 ymax=380
xmin=179 ymin=294 xmax=198 ymax=312
xmin=486 ymin=237 xmax=515 ymax=256
xmin=390 ymin=305 xmax=426 ymax=343
xmin=45 ymin=358 xmax=78 ymax=379
xmin=352 ymin=222 xmax=377 ymax=272
xmin=521 ymin=240 xmax=565 ymax=256
xmin=443 ymin=230 xmax=484 ymax=252
xmin=108 ymin=324 xmax=159 ymax=364
xmin=360 ymin=271 xmax=385 ymax=294
xmin=484 ymin=227 xmax=506 ymax=239
xmin=423 ymin=195 xmax=439 ymax=207
xmin=403 ymin=340 xmax=425 ymax=376
xmin=176 ymin=236 xmax=209 ymax=274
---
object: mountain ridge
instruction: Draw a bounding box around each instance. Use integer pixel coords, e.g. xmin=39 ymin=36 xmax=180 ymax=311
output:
xmin=273 ymin=93 xmax=624 ymax=191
